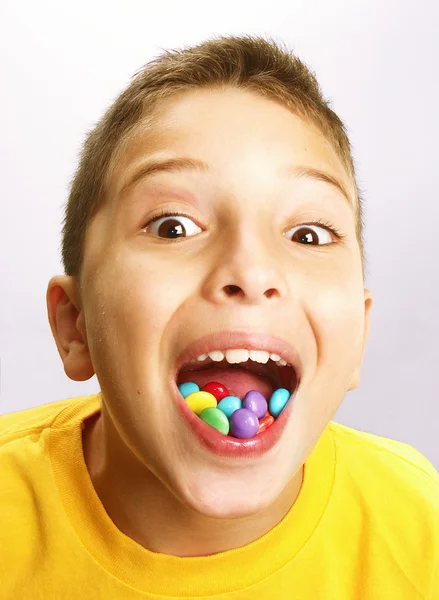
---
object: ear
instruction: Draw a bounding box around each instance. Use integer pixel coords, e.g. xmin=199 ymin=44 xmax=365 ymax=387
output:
xmin=46 ymin=275 xmax=95 ymax=381
xmin=347 ymin=288 xmax=373 ymax=391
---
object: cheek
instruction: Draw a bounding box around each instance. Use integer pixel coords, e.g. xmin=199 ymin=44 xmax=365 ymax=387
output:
xmin=311 ymin=286 xmax=365 ymax=368
xmin=84 ymin=259 xmax=190 ymax=367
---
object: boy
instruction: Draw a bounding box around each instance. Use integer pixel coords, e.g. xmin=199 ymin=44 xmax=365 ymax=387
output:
xmin=1 ymin=35 xmax=438 ymax=598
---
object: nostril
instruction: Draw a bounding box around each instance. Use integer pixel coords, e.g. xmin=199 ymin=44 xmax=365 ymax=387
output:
xmin=224 ymin=285 xmax=241 ymax=295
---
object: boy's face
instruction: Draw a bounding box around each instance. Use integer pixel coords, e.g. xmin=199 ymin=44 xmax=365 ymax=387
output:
xmin=49 ymin=87 xmax=372 ymax=518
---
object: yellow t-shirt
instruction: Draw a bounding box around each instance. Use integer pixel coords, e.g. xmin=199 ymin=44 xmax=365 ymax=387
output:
xmin=0 ymin=393 xmax=438 ymax=599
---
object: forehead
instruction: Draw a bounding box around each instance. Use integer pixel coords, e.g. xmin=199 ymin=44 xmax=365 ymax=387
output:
xmin=107 ymin=87 xmax=355 ymax=205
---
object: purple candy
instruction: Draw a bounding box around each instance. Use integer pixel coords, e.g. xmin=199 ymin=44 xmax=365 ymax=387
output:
xmin=229 ymin=408 xmax=259 ymax=439
xmin=243 ymin=390 xmax=268 ymax=419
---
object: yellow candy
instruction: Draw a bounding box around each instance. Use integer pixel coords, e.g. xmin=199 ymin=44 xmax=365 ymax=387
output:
xmin=185 ymin=391 xmax=217 ymax=415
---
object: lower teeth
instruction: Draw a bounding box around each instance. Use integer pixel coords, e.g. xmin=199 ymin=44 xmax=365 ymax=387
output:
xmin=178 ymin=381 xmax=291 ymax=439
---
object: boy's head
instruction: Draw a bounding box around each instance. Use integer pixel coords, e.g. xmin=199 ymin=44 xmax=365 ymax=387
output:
xmin=47 ymin=35 xmax=372 ymax=518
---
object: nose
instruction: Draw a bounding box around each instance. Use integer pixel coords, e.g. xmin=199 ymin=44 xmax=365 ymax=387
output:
xmin=203 ymin=229 xmax=289 ymax=305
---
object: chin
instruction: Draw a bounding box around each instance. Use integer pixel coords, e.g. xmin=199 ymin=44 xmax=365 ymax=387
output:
xmin=176 ymin=475 xmax=280 ymax=520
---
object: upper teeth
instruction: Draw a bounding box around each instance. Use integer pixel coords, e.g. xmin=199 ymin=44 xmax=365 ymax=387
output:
xmin=189 ymin=349 xmax=289 ymax=367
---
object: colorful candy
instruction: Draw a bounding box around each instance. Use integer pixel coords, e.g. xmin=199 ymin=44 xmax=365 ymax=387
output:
xmin=229 ymin=408 xmax=259 ymax=439
xmin=178 ymin=380 xmax=292 ymax=439
xmin=216 ymin=395 xmax=242 ymax=418
xmin=178 ymin=381 xmax=200 ymax=398
xmin=199 ymin=407 xmax=230 ymax=435
xmin=256 ymin=415 xmax=274 ymax=435
xmin=201 ymin=381 xmax=230 ymax=402
xmin=185 ymin=390 xmax=217 ymax=415
xmin=242 ymin=390 xmax=267 ymax=419
xmin=268 ymin=388 xmax=291 ymax=418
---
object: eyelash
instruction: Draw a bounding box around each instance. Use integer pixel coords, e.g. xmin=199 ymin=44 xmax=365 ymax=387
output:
xmin=143 ymin=209 xmax=346 ymax=242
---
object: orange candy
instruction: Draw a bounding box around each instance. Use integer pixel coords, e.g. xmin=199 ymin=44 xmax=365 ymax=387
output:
xmin=256 ymin=415 xmax=274 ymax=435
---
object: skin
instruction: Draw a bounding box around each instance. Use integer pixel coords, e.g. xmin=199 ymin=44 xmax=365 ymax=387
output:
xmin=47 ymin=87 xmax=373 ymax=557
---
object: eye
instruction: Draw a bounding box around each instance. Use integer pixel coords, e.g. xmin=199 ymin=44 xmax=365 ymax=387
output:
xmin=142 ymin=211 xmax=344 ymax=245
xmin=285 ymin=221 xmax=341 ymax=246
xmin=142 ymin=211 xmax=202 ymax=240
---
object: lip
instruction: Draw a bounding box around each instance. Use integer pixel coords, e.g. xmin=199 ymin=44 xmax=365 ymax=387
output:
xmin=172 ymin=376 xmax=298 ymax=459
xmin=172 ymin=330 xmax=303 ymax=382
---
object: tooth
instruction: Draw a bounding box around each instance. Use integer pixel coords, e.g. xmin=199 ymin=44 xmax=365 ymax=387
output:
xmin=192 ymin=349 xmax=286 ymax=366
xmin=249 ymin=350 xmax=270 ymax=364
xmin=225 ymin=349 xmax=249 ymax=364
xmin=207 ymin=350 xmax=224 ymax=362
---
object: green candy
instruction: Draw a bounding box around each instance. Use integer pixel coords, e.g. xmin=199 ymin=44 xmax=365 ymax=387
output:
xmin=199 ymin=407 xmax=230 ymax=435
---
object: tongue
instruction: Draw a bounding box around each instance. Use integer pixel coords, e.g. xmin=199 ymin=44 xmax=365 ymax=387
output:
xmin=178 ymin=367 xmax=275 ymax=400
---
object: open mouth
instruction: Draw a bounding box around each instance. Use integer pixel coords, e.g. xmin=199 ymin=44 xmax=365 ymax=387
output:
xmin=177 ymin=360 xmax=296 ymax=397
xmin=176 ymin=358 xmax=298 ymax=439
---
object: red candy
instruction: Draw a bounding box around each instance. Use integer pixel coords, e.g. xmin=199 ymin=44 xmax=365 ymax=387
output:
xmin=256 ymin=415 xmax=274 ymax=435
xmin=201 ymin=381 xmax=230 ymax=402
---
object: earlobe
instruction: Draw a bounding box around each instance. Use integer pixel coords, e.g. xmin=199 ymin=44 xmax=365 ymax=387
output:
xmin=46 ymin=275 xmax=95 ymax=381
xmin=347 ymin=288 xmax=373 ymax=392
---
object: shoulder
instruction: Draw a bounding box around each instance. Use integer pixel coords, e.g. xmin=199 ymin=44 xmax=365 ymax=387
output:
xmin=0 ymin=397 xmax=77 ymax=446
xmin=328 ymin=420 xmax=439 ymax=499
xmin=0 ymin=394 xmax=100 ymax=448
xmin=327 ymin=421 xmax=439 ymax=596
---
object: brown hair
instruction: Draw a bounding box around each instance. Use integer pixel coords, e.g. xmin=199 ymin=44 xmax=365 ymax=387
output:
xmin=62 ymin=34 xmax=366 ymax=282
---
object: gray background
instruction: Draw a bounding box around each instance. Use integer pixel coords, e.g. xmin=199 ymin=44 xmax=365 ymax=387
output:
xmin=1 ymin=0 xmax=438 ymax=467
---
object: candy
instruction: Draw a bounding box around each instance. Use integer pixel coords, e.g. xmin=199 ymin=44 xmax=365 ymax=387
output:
xmin=180 ymin=380 xmax=292 ymax=439
xmin=216 ymin=395 xmax=242 ymax=418
xmin=178 ymin=382 xmax=200 ymax=398
xmin=199 ymin=407 xmax=230 ymax=435
xmin=229 ymin=408 xmax=259 ymax=439
xmin=201 ymin=381 xmax=230 ymax=402
xmin=242 ymin=390 xmax=267 ymax=419
xmin=185 ymin=391 xmax=217 ymax=415
xmin=269 ymin=388 xmax=291 ymax=418
xmin=256 ymin=415 xmax=274 ymax=434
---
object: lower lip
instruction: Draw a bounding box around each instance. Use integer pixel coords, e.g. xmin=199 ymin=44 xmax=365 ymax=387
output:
xmin=172 ymin=379 xmax=297 ymax=459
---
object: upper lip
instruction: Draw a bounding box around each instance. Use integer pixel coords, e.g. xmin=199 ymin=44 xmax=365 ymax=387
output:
xmin=172 ymin=330 xmax=303 ymax=383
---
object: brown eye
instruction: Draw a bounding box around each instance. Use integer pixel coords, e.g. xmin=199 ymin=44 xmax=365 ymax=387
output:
xmin=145 ymin=214 xmax=202 ymax=239
xmin=287 ymin=225 xmax=333 ymax=246
xmin=158 ymin=218 xmax=185 ymax=239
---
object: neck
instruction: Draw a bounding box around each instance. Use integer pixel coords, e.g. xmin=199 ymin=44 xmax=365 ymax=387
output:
xmin=82 ymin=409 xmax=304 ymax=558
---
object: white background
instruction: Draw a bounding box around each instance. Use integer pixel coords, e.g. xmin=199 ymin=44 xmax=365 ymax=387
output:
xmin=1 ymin=0 xmax=438 ymax=467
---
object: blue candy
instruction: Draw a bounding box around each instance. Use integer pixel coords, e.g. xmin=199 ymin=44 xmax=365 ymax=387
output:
xmin=216 ymin=395 xmax=242 ymax=418
xmin=269 ymin=388 xmax=291 ymax=418
xmin=178 ymin=381 xmax=200 ymax=398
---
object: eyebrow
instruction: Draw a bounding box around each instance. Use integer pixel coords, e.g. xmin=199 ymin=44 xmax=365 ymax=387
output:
xmin=119 ymin=156 xmax=352 ymax=205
